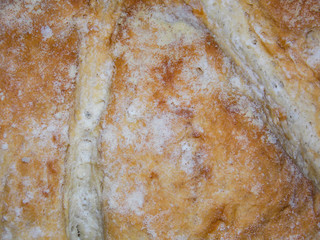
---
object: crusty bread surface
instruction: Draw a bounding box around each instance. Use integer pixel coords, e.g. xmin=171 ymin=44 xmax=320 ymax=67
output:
xmin=0 ymin=0 xmax=319 ymax=239
xmin=187 ymin=0 xmax=320 ymax=188
xmin=0 ymin=1 xmax=83 ymax=239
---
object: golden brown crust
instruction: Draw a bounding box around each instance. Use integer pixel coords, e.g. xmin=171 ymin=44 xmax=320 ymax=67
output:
xmin=186 ymin=0 xmax=320 ymax=189
xmin=256 ymin=0 xmax=320 ymax=33
xmin=242 ymin=0 xmax=320 ymax=101
xmin=1 ymin=0 xmax=319 ymax=239
xmin=99 ymin=1 xmax=320 ymax=238
xmin=239 ymin=0 xmax=320 ymax=186
xmin=0 ymin=1 xmax=84 ymax=238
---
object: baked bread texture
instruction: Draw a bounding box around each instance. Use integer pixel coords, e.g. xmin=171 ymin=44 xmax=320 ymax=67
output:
xmin=0 ymin=1 xmax=83 ymax=239
xmin=0 ymin=0 xmax=319 ymax=239
xmin=187 ymin=0 xmax=320 ymax=188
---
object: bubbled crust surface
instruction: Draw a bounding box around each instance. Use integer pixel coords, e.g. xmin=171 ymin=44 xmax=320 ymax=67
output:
xmin=99 ymin=0 xmax=320 ymax=239
xmin=0 ymin=1 xmax=85 ymax=239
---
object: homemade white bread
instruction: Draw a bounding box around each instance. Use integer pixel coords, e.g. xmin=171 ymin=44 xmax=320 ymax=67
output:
xmin=0 ymin=0 xmax=319 ymax=239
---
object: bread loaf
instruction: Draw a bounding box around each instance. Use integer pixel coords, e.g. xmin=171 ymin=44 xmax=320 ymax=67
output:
xmin=0 ymin=0 xmax=319 ymax=239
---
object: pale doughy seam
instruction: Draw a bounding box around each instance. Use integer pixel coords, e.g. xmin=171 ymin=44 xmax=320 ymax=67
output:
xmin=63 ymin=1 xmax=123 ymax=239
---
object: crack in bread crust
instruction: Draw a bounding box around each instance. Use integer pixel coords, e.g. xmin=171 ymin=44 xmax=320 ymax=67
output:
xmin=63 ymin=1 xmax=124 ymax=239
